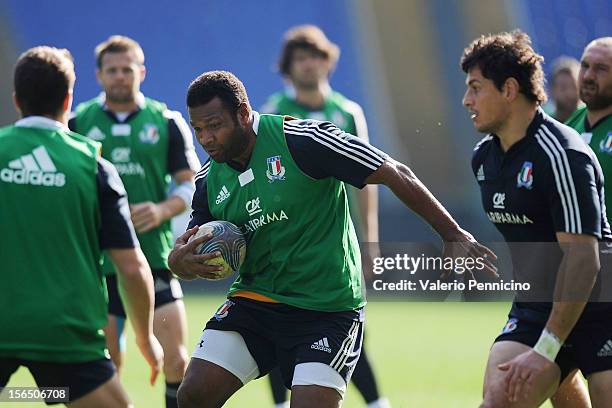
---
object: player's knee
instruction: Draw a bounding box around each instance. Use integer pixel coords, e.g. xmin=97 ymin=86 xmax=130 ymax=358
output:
xmin=164 ymin=349 xmax=188 ymax=379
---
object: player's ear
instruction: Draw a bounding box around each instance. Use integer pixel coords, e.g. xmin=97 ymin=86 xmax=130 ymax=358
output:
xmin=62 ymin=90 xmax=73 ymax=113
xmin=236 ymin=103 xmax=250 ymax=129
xmin=95 ymin=68 xmax=103 ymax=86
xmin=503 ymin=77 xmax=520 ymax=102
xmin=139 ymin=64 xmax=146 ymax=84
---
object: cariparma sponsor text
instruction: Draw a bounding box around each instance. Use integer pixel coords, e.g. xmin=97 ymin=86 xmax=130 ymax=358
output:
xmin=487 ymin=211 xmax=533 ymax=224
xmin=243 ymin=210 xmax=289 ymax=233
xmin=114 ymin=162 xmax=145 ymax=176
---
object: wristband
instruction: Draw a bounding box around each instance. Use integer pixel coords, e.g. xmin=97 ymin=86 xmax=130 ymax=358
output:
xmin=171 ymin=181 xmax=196 ymax=208
xmin=533 ymin=328 xmax=562 ymax=362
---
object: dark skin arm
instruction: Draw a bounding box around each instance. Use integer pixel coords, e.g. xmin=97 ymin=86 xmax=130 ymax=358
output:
xmin=365 ymin=157 xmax=497 ymax=276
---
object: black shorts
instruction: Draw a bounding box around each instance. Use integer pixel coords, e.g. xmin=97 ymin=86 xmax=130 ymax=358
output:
xmin=0 ymin=358 xmax=114 ymax=405
xmin=107 ymin=269 xmax=183 ymax=317
xmin=495 ymin=306 xmax=612 ymax=380
xmin=204 ymin=297 xmax=365 ymax=389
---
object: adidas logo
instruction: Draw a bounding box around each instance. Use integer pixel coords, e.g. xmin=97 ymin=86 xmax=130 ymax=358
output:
xmin=310 ymin=337 xmax=332 ymax=353
xmin=477 ymin=165 xmax=485 ymax=181
xmin=1 ymin=146 xmax=65 ymax=187
xmin=215 ymin=185 xmax=230 ymax=205
xmin=86 ymin=126 xmax=106 ymax=141
xmin=597 ymin=339 xmax=612 ymax=357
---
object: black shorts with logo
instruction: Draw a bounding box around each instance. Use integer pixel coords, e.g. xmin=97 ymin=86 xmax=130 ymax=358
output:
xmin=107 ymin=269 xmax=183 ymax=317
xmin=495 ymin=303 xmax=612 ymax=380
xmin=204 ymin=297 xmax=365 ymax=389
xmin=0 ymin=358 xmax=114 ymax=405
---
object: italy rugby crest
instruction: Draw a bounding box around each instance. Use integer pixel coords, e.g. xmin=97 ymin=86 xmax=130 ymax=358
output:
xmin=517 ymin=161 xmax=533 ymax=189
xmin=502 ymin=318 xmax=518 ymax=334
xmin=599 ymin=132 xmax=612 ymax=154
xmin=139 ymin=124 xmax=160 ymax=144
xmin=266 ymin=155 xmax=285 ymax=182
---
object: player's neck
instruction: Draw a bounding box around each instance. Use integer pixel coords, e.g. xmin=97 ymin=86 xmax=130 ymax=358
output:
xmin=37 ymin=112 xmax=68 ymax=126
xmin=233 ymin=122 xmax=257 ymax=168
xmin=104 ymin=93 xmax=139 ymax=114
xmin=294 ymin=86 xmax=327 ymax=110
xmin=586 ymin=105 xmax=612 ymax=127
xmin=497 ymin=103 xmax=538 ymax=152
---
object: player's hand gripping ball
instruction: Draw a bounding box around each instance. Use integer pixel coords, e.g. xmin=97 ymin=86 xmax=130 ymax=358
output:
xmin=188 ymin=221 xmax=247 ymax=280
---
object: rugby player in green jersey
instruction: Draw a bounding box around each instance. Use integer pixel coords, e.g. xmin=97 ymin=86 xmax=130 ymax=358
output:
xmin=169 ymin=71 xmax=496 ymax=408
xmin=70 ymin=36 xmax=200 ymax=408
xmin=261 ymin=24 xmax=387 ymax=408
xmin=547 ymin=56 xmax=582 ymax=123
xmin=567 ymin=37 xmax=612 ymax=225
xmin=559 ymin=37 xmax=612 ymax=407
xmin=0 ymin=46 xmax=162 ymax=407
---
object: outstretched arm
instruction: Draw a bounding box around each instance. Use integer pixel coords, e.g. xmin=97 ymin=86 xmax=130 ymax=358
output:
xmin=365 ymin=157 xmax=497 ymax=275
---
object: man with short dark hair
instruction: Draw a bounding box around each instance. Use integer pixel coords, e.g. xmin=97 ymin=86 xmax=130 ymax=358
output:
xmin=261 ymin=24 xmax=387 ymax=408
xmin=461 ymin=30 xmax=612 ymax=407
xmin=69 ymin=35 xmax=200 ymax=408
xmin=0 ymin=46 xmax=162 ymax=407
xmin=169 ymin=70 xmax=495 ymax=408
xmin=547 ymin=56 xmax=582 ymax=123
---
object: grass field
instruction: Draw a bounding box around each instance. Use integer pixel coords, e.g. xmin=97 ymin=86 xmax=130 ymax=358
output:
xmin=3 ymin=296 xmax=555 ymax=407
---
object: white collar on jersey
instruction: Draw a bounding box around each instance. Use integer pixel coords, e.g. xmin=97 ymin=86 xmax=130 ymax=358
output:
xmin=252 ymin=110 xmax=260 ymax=135
xmin=15 ymin=116 xmax=68 ymax=132
xmin=97 ymin=92 xmax=146 ymax=110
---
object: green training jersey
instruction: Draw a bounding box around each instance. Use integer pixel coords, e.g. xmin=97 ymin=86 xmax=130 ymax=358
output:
xmin=202 ymin=114 xmax=368 ymax=312
xmin=72 ymin=94 xmax=191 ymax=273
xmin=261 ymin=89 xmax=370 ymax=238
xmin=0 ymin=118 xmax=107 ymax=363
xmin=566 ymin=107 xmax=612 ymax=223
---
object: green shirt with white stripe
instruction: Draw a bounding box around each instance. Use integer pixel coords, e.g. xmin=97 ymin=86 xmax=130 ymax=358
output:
xmin=261 ymin=89 xmax=369 ymax=238
xmin=0 ymin=118 xmax=107 ymax=362
xmin=205 ymin=114 xmax=365 ymax=312
xmin=566 ymin=107 xmax=612 ymax=223
xmin=73 ymin=95 xmax=174 ymax=273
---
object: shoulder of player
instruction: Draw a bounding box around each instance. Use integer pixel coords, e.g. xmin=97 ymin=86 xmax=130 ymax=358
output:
xmin=194 ymin=159 xmax=211 ymax=183
xmin=64 ymin=130 xmax=102 ymax=158
xmin=472 ymin=134 xmax=494 ymax=154
xmin=283 ymin=117 xmax=343 ymax=139
xmin=259 ymin=92 xmax=285 ymax=114
xmin=330 ymin=91 xmax=364 ymax=116
xmin=565 ymin=106 xmax=588 ymax=127
xmin=532 ymin=119 xmax=597 ymax=172
xmin=0 ymin=124 xmax=13 ymax=139
xmin=142 ymin=96 xmax=168 ymax=113
xmin=73 ymin=96 xmax=104 ymax=117
xmin=471 ymin=135 xmax=494 ymax=172
xmin=161 ymin=107 xmax=190 ymax=130
xmin=534 ymin=118 xmax=590 ymax=155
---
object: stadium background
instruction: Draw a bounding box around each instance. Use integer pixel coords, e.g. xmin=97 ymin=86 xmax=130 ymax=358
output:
xmin=0 ymin=0 xmax=610 ymax=406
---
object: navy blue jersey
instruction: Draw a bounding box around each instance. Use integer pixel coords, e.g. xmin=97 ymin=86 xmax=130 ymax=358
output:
xmin=472 ymin=108 xmax=611 ymax=321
